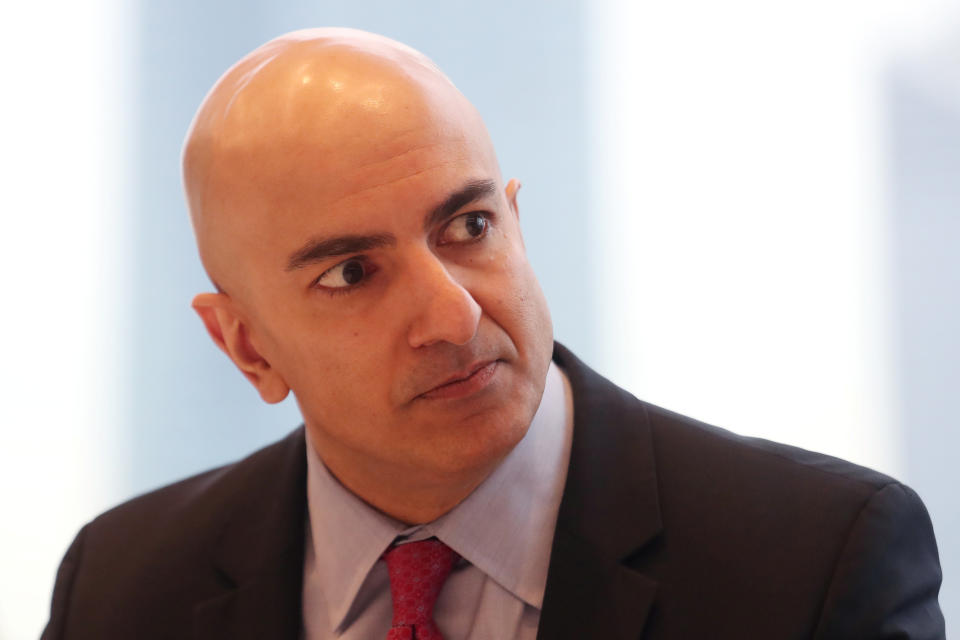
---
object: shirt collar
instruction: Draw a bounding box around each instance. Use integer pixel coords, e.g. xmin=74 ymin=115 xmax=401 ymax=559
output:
xmin=304 ymin=361 xmax=574 ymax=632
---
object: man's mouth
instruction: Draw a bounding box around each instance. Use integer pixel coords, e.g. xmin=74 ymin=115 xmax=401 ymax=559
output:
xmin=418 ymin=360 xmax=500 ymax=400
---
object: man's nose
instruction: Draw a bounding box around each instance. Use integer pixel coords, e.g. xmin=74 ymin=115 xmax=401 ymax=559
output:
xmin=405 ymin=252 xmax=481 ymax=349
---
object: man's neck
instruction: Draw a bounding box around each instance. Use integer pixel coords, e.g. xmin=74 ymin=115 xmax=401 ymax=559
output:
xmin=333 ymin=462 xmax=499 ymax=525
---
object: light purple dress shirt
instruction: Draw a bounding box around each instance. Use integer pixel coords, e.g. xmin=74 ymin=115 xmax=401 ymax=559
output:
xmin=301 ymin=362 xmax=574 ymax=639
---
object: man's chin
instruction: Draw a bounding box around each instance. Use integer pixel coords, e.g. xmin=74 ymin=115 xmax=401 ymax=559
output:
xmin=411 ymin=413 xmax=533 ymax=480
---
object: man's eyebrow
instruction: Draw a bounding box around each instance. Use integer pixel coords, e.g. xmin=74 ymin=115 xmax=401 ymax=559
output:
xmin=284 ymin=179 xmax=497 ymax=272
xmin=423 ymin=179 xmax=498 ymax=231
xmin=285 ymin=233 xmax=396 ymax=272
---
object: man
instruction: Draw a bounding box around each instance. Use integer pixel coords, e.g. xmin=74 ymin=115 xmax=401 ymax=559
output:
xmin=44 ymin=28 xmax=945 ymax=639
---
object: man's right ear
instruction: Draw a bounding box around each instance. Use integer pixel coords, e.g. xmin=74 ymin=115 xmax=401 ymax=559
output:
xmin=191 ymin=292 xmax=290 ymax=404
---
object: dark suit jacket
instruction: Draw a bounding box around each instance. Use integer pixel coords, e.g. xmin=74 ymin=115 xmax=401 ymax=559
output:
xmin=43 ymin=344 xmax=945 ymax=639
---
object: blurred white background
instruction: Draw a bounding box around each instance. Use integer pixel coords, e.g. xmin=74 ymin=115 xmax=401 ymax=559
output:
xmin=1 ymin=0 xmax=957 ymax=637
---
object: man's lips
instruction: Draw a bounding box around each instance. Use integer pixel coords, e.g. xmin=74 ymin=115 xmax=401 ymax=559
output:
xmin=418 ymin=360 xmax=500 ymax=400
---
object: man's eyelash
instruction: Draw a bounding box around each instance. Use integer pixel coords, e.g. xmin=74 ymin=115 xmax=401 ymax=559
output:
xmin=440 ymin=211 xmax=494 ymax=242
xmin=312 ymin=257 xmax=375 ymax=296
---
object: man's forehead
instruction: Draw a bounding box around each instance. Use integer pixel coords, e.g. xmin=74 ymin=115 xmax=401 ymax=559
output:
xmin=203 ymin=118 xmax=486 ymax=229
xmin=264 ymin=156 xmax=500 ymax=244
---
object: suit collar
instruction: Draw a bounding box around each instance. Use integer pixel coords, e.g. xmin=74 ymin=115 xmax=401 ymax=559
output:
xmin=194 ymin=428 xmax=308 ymax=640
xmin=539 ymin=342 xmax=662 ymax=638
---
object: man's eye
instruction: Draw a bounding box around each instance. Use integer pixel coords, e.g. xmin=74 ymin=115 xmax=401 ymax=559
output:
xmin=440 ymin=212 xmax=488 ymax=244
xmin=315 ymin=258 xmax=371 ymax=291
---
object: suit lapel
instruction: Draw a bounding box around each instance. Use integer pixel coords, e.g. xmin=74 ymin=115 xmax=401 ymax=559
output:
xmin=538 ymin=344 xmax=663 ymax=639
xmin=194 ymin=428 xmax=308 ymax=640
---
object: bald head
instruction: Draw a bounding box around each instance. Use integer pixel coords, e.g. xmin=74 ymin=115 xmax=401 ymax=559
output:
xmin=183 ymin=28 xmax=497 ymax=297
xmin=183 ymin=29 xmax=553 ymax=522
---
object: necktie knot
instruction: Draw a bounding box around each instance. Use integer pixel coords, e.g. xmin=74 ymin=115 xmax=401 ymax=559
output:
xmin=382 ymin=538 xmax=457 ymax=640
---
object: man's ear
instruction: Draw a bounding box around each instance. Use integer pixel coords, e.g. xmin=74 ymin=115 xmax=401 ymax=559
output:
xmin=505 ymin=178 xmax=522 ymax=219
xmin=191 ymin=292 xmax=290 ymax=404
xmin=505 ymin=178 xmax=526 ymax=250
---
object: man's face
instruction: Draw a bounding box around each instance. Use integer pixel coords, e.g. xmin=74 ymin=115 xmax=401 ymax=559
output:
xmin=207 ymin=82 xmax=554 ymax=493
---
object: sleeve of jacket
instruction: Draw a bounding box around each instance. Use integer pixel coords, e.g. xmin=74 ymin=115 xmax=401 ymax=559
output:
xmin=813 ymin=482 xmax=945 ymax=639
xmin=41 ymin=525 xmax=88 ymax=640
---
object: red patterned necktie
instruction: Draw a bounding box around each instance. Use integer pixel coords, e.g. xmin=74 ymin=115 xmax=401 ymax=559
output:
xmin=382 ymin=538 xmax=458 ymax=640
